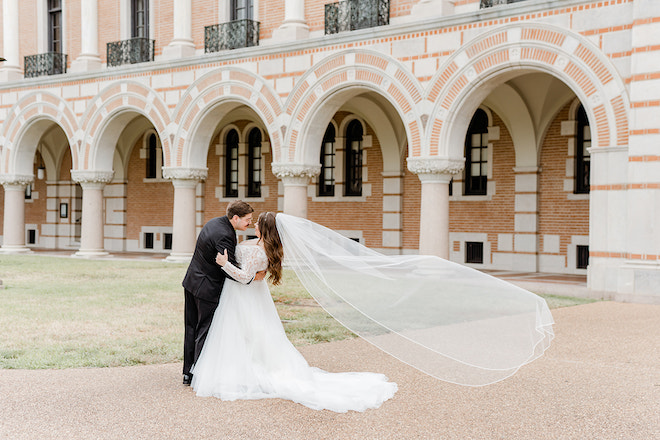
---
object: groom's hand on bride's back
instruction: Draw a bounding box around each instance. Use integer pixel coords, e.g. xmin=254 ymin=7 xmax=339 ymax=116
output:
xmin=216 ymin=250 xmax=229 ymax=266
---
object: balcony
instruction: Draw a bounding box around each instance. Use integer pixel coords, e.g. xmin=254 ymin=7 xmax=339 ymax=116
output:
xmin=107 ymin=37 xmax=155 ymax=67
xmin=480 ymin=0 xmax=528 ymax=8
xmin=325 ymin=0 xmax=390 ymax=35
xmin=24 ymin=52 xmax=67 ymax=78
xmin=205 ymin=19 xmax=260 ymax=53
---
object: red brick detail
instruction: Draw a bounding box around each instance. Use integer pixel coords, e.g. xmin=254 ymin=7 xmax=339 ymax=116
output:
xmin=314 ymin=55 xmax=346 ymax=78
xmin=521 ymin=47 xmax=557 ymax=65
xmin=610 ymin=95 xmax=628 ymax=146
xmin=429 ymin=62 xmax=458 ymax=102
xmin=388 ymin=83 xmax=412 ymax=114
xmin=564 ymin=62 xmax=597 ymax=97
xmin=466 ymin=32 xmax=507 ymax=59
xmin=575 ymin=44 xmax=613 ymax=85
xmin=229 ymin=70 xmax=257 ymax=86
xmin=521 ymin=28 xmax=566 ymax=47
xmin=356 ymin=69 xmax=384 ymax=85
xmin=257 ymin=98 xmax=274 ymax=125
xmin=287 ymin=80 xmax=310 ymax=113
xmin=629 ymin=155 xmax=660 ymax=162
xmin=592 ymin=104 xmax=610 ymax=147
xmin=630 ymin=128 xmax=660 ymax=135
xmin=355 ymin=53 xmax=389 ymax=71
xmin=473 ymin=50 xmax=509 ymax=75
xmin=288 ymin=130 xmax=298 ymax=161
xmin=441 ymin=75 xmax=468 ymax=110
xmin=429 ymin=119 xmax=443 ymax=156
xmin=394 ymin=69 xmax=422 ymax=103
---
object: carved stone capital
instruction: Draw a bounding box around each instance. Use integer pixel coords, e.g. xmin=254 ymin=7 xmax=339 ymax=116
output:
xmin=0 ymin=174 xmax=33 ymax=188
xmin=407 ymin=157 xmax=465 ymax=176
xmin=272 ymin=163 xmax=321 ymax=180
xmin=162 ymin=167 xmax=208 ymax=181
xmin=71 ymin=170 xmax=115 ymax=184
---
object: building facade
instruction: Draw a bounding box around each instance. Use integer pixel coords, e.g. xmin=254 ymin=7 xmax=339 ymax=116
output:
xmin=0 ymin=0 xmax=657 ymax=302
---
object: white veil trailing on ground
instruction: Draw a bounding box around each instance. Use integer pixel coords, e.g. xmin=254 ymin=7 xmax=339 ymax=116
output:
xmin=275 ymin=213 xmax=554 ymax=387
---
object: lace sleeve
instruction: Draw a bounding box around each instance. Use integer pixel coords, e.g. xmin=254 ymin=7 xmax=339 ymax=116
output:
xmin=221 ymin=246 xmax=263 ymax=284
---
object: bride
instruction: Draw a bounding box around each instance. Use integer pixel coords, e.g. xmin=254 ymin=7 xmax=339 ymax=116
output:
xmin=190 ymin=212 xmax=398 ymax=413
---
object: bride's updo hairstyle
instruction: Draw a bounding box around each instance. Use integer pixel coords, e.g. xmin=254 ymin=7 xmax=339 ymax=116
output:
xmin=258 ymin=212 xmax=283 ymax=285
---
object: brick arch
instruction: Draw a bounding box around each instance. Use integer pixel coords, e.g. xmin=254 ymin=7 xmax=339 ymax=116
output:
xmin=1 ymin=91 xmax=79 ymax=175
xmin=426 ymin=22 xmax=630 ymax=160
xmin=79 ymin=80 xmax=171 ymax=170
xmin=285 ymin=49 xmax=424 ymax=164
xmin=173 ymin=67 xmax=283 ymax=168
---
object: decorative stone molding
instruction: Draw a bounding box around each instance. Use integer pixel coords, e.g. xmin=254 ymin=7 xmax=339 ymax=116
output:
xmin=162 ymin=167 xmax=208 ymax=181
xmin=70 ymin=170 xmax=115 ymax=184
xmin=407 ymin=157 xmax=464 ymax=176
xmin=0 ymin=174 xmax=33 ymax=187
xmin=271 ymin=163 xmax=321 ymax=179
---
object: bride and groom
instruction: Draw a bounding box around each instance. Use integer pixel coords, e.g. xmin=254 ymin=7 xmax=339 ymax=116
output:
xmin=182 ymin=200 xmax=555 ymax=413
xmin=182 ymin=201 xmax=397 ymax=412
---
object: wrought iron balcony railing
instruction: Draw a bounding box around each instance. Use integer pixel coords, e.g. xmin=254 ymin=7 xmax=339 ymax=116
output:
xmin=107 ymin=37 xmax=155 ymax=67
xmin=325 ymin=0 xmax=390 ymax=35
xmin=205 ymin=19 xmax=260 ymax=53
xmin=24 ymin=52 xmax=67 ymax=78
xmin=480 ymin=0 xmax=528 ymax=8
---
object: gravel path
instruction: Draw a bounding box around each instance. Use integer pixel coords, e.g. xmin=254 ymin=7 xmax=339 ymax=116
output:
xmin=2 ymin=301 xmax=659 ymax=440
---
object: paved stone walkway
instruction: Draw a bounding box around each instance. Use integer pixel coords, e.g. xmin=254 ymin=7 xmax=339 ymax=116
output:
xmin=2 ymin=301 xmax=659 ymax=440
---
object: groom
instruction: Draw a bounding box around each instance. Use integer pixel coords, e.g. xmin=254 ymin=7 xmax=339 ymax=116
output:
xmin=182 ymin=200 xmax=256 ymax=385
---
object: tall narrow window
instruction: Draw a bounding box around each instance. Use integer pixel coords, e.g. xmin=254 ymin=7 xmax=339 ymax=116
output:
xmin=344 ymin=120 xmax=363 ymax=197
xmin=48 ymin=0 xmax=62 ymax=53
xmin=225 ymin=130 xmax=239 ymax=198
xmin=318 ymin=124 xmax=336 ymax=197
xmin=575 ymin=105 xmax=591 ymax=194
xmin=132 ymin=0 xmax=149 ymax=38
xmin=464 ymin=109 xmax=489 ymax=196
xmin=146 ymin=133 xmax=158 ymax=179
xmin=231 ymin=0 xmax=253 ymax=20
xmin=247 ymin=128 xmax=262 ymax=198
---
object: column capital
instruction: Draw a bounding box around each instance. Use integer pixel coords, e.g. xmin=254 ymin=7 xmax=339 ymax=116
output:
xmin=162 ymin=167 xmax=208 ymax=182
xmin=407 ymin=157 xmax=464 ymax=181
xmin=272 ymin=163 xmax=320 ymax=183
xmin=71 ymin=170 xmax=114 ymax=186
xmin=0 ymin=174 xmax=33 ymax=188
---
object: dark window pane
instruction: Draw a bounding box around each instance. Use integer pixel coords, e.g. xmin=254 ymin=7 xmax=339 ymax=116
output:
xmin=575 ymin=104 xmax=591 ymax=194
xmin=247 ymin=128 xmax=262 ymax=197
xmin=144 ymin=232 xmax=154 ymax=249
xmin=464 ymin=109 xmax=489 ymax=196
xmin=465 ymin=242 xmax=484 ymax=264
xmin=164 ymin=233 xmax=173 ymax=250
xmin=318 ymin=124 xmax=336 ymax=197
xmin=344 ymin=120 xmax=363 ymax=197
xmin=225 ymin=130 xmax=239 ymax=198
xmin=577 ymin=245 xmax=589 ymax=269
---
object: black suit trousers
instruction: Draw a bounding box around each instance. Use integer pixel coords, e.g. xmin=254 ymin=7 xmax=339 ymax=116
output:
xmin=183 ymin=289 xmax=219 ymax=376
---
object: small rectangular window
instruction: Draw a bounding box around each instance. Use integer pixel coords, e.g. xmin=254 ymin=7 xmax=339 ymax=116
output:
xmin=164 ymin=233 xmax=173 ymax=250
xmin=27 ymin=229 xmax=37 ymax=245
xmin=144 ymin=232 xmax=154 ymax=249
xmin=577 ymin=245 xmax=589 ymax=269
xmin=466 ymin=242 xmax=484 ymax=264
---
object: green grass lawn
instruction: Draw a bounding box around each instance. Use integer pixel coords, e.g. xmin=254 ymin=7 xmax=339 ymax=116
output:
xmin=0 ymin=254 xmax=595 ymax=369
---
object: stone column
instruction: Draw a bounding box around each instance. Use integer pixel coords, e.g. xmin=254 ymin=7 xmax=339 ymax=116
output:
xmin=408 ymin=157 xmax=463 ymax=259
xmin=272 ymin=163 xmax=320 ymax=219
xmin=0 ymin=0 xmax=22 ymax=81
xmin=271 ymin=0 xmax=309 ymax=41
xmin=0 ymin=175 xmax=33 ymax=253
xmin=512 ymin=166 xmax=540 ymax=272
xmin=162 ymin=0 xmax=195 ymax=59
xmin=69 ymin=0 xmax=102 ymax=72
xmin=163 ymin=167 xmax=207 ymax=263
xmin=71 ymin=171 xmax=114 ymax=257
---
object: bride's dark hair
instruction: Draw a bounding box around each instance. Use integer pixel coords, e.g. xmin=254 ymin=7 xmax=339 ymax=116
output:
xmin=258 ymin=212 xmax=283 ymax=285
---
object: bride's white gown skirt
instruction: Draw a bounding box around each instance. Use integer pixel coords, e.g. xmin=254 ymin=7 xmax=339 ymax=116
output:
xmin=191 ymin=280 xmax=398 ymax=413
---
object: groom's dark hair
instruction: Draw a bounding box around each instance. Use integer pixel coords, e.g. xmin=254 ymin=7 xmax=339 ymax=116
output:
xmin=226 ymin=200 xmax=254 ymax=219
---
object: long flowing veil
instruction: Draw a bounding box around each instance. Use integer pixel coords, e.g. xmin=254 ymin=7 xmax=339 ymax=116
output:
xmin=275 ymin=213 xmax=554 ymax=386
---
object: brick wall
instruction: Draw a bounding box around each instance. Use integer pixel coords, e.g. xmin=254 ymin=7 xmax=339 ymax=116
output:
xmin=538 ymin=103 xmax=589 ymax=263
xmin=126 ymin=136 xmax=174 ymax=240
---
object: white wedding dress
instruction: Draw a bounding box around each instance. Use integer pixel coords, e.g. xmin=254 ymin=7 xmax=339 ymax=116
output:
xmin=190 ymin=240 xmax=398 ymax=413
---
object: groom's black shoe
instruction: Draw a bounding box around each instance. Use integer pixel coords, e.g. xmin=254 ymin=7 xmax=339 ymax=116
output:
xmin=183 ymin=374 xmax=192 ymax=386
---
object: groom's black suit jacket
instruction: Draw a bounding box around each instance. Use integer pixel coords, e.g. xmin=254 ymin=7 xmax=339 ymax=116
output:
xmin=182 ymin=215 xmax=238 ymax=304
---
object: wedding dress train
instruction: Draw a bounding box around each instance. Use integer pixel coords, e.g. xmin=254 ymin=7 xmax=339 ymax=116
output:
xmin=190 ymin=242 xmax=398 ymax=413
